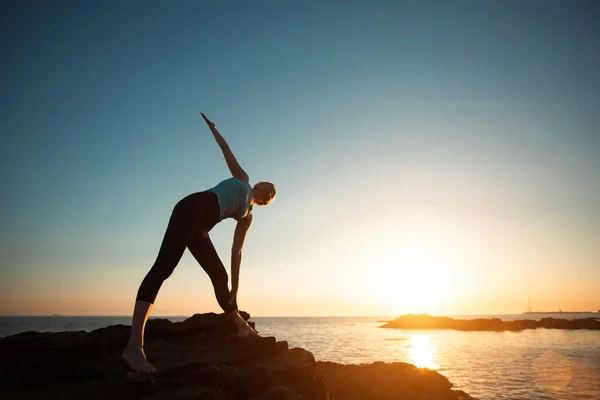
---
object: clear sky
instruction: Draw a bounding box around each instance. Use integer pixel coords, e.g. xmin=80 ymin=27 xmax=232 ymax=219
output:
xmin=1 ymin=1 xmax=599 ymax=316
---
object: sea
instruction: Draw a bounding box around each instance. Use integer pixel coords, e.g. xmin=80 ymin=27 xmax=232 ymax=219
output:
xmin=1 ymin=314 xmax=599 ymax=400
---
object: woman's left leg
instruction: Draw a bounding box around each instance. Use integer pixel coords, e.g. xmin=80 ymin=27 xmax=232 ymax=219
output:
xmin=123 ymin=196 xmax=196 ymax=373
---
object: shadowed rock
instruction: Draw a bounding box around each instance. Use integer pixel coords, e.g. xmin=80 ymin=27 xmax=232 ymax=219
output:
xmin=380 ymin=314 xmax=600 ymax=331
xmin=0 ymin=312 xmax=476 ymax=399
xmin=316 ymin=361 xmax=475 ymax=400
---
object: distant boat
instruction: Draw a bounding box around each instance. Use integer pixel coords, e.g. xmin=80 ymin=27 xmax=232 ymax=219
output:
xmin=522 ymin=311 xmax=596 ymax=315
xmin=51 ymin=313 xmax=62 ymax=317
xmin=523 ymin=298 xmax=599 ymax=315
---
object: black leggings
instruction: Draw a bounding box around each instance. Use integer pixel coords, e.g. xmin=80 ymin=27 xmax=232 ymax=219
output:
xmin=136 ymin=191 xmax=237 ymax=313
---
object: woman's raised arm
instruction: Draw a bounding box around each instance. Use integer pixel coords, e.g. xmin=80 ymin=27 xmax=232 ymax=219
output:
xmin=201 ymin=113 xmax=249 ymax=182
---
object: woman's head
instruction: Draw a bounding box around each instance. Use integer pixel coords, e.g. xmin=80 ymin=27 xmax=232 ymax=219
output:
xmin=252 ymin=181 xmax=276 ymax=206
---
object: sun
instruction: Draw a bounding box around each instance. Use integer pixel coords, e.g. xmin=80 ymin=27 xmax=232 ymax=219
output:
xmin=374 ymin=243 xmax=452 ymax=315
xmin=352 ymin=215 xmax=467 ymax=316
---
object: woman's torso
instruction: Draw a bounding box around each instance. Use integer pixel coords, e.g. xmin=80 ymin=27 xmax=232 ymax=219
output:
xmin=207 ymin=177 xmax=253 ymax=221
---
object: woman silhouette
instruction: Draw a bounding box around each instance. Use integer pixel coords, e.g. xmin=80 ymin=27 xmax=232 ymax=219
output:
xmin=121 ymin=113 xmax=276 ymax=373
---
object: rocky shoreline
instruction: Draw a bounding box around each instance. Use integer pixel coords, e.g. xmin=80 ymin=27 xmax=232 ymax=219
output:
xmin=0 ymin=312 xmax=476 ymax=400
xmin=380 ymin=314 xmax=600 ymax=331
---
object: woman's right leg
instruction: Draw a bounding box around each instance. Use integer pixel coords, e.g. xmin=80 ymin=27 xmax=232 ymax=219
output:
xmin=187 ymin=230 xmax=236 ymax=313
xmin=123 ymin=198 xmax=194 ymax=373
xmin=187 ymin=231 xmax=259 ymax=337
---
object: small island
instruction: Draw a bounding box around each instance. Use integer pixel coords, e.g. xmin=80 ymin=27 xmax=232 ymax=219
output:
xmin=380 ymin=314 xmax=600 ymax=331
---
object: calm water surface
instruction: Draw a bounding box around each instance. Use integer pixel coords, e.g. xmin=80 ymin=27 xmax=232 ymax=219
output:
xmin=1 ymin=314 xmax=599 ymax=400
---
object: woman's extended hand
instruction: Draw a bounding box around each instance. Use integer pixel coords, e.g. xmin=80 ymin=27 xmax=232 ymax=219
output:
xmin=201 ymin=112 xmax=216 ymax=129
xmin=200 ymin=112 xmax=249 ymax=181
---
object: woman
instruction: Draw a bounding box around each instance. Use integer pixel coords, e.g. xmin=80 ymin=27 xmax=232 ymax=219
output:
xmin=121 ymin=113 xmax=276 ymax=373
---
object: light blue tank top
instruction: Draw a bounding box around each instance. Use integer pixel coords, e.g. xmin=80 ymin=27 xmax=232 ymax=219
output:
xmin=207 ymin=178 xmax=253 ymax=221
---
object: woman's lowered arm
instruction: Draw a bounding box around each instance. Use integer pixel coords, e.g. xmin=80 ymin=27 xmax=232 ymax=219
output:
xmin=229 ymin=213 xmax=253 ymax=303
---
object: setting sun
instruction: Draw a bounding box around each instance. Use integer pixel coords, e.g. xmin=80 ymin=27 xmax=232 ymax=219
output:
xmin=364 ymin=216 xmax=460 ymax=314
xmin=377 ymin=255 xmax=449 ymax=314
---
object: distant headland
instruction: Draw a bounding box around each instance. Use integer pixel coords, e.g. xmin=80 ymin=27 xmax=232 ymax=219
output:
xmin=380 ymin=314 xmax=600 ymax=331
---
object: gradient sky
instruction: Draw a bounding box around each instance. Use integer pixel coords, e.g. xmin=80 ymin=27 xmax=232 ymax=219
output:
xmin=1 ymin=1 xmax=599 ymax=316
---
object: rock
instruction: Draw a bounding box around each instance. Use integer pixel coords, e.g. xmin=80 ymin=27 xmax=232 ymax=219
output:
xmin=249 ymin=386 xmax=303 ymax=400
xmin=316 ymin=361 xmax=475 ymax=400
xmin=0 ymin=312 xmax=476 ymax=399
xmin=380 ymin=314 xmax=600 ymax=331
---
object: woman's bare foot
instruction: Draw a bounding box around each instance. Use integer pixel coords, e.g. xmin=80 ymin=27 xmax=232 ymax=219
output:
xmin=237 ymin=322 xmax=260 ymax=337
xmin=226 ymin=310 xmax=260 ymax=337
xmin=121 ymin=345 xmax=156 ymax=373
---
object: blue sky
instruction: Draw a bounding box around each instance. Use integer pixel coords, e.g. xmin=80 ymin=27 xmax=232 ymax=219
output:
xmin=1 ymin=1 xmax=599 ymax=316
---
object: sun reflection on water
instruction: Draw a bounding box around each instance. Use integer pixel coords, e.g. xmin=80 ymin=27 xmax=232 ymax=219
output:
xmin=408 ymin=334 xmax=439 ymax=369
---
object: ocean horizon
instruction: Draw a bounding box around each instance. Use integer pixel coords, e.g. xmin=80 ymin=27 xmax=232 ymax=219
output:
xmin=2 ymin=313 xmax=598 ymax=338
xmin=3 ymin=312 xmax=598 ymax=318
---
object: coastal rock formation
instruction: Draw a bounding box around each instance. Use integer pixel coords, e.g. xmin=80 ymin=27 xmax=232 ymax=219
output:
xmin=380 ymin=314 xmax=600 ymax=331
xmin=0 ymin=312 xmax=476 ymax=400
xmin=316 ymin=362 xmax=474 ymax=400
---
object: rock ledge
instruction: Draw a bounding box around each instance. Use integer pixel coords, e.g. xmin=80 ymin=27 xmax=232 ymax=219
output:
xmin=1 ymin=313 xmax=476 ymax=399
